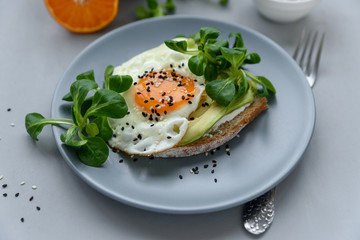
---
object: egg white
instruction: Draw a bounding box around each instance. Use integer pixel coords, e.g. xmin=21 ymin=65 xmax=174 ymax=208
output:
xmin=108 ymin=40 xmax=206 ymax=155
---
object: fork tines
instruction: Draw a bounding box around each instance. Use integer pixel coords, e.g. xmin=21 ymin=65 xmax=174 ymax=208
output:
xmin=293 ymin=30 xmax=325 ymax=87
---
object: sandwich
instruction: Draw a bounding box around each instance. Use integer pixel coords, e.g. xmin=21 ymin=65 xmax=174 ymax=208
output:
xmin=107 ymin=27 xmax=275 ymax=157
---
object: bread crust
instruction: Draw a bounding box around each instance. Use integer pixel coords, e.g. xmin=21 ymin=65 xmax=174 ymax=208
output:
xmin=154 ymin=96 xmax=268 ymax=158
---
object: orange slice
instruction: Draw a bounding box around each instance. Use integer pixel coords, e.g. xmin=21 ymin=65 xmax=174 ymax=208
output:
xmin=44 ymin=0 xmax=118 ymax=33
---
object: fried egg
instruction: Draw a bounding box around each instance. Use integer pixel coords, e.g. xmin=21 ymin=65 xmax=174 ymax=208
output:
xmin=108 ymin=40 xmax=206 ymax=155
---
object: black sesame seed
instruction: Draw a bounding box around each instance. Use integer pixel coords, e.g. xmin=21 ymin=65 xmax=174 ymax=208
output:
xmin=155 ymin=117 xmax=159 ymax=122
xmin=155 ymin=104 xmax=160 ymax=108
xmin=127 ymin=111 xmax=130 ymax=115
xmin=2 ymin=184 xmax=7 ymax=188
xmin=133 ymin=138 xmax=138 ymax=142
xmin=179 ymin=175 xmax=183 ymax=179
xmin=133 ymin=82 xmax=137 ymax=85
xmin=142 ymin=112 xmax=148 ymax=117
xmin=182 ymin=63 xmax=185 ymax=67
xmin=121 ymin=127 xmax=125 ymax=131
xmin=167 ymin=136 xmax=172 ymax=139
xmin=113 ymin=134 xmax=117 ymax=138
xmin=29 ymin=196 xmax=34 ymax=201
xmin=126 ymin=122 xmax=129 ymax=125
xmin=144 ymin=100 xmax=149 ymax=103
xmin=162 ymin=92 xmax=166 ymax=96
xmin=188 ymin=101 xmax=192 ymax=104
xmin=150 ymin=124 xmax=155 ymax=127
xmin=212 ymin=160 xmax=217 ymax=163
xmin=211 ymin=169 xmax=215 ymax=174
xmin=150 ymin=97 xmax=155 ymax=100
xmin=119 ymin=159 xmax=123 ymax=163
xmin=226 ymin=151 xmax=231 ymax=156
xmin=21 ymin=218 xmax=24 ymax=223
xmin=213 ymin=164 xmax=217 ymax=168
xmin=182 ymin=95 xmax=185 ymax=100
xmin=137 ymin=92 xmax=141 ymax=95
xmin=204 ymin=164 xmax=209 ymax=168
xmin=7 ymin=108 xmax=11 ymax=112
xmin=3 ymin=193 xmax=7 ymax=197
xmin=131 ymin=125 xmax=135 ymax=129
xmin=15 ymin=193 xmax=19 ymax=197
xmin=137 ymin=134 xmax=142 ymax=140
xmin=214 ymin=178 xmax=218 ymax=183
xmin=164 ymin=111 xmax=167 ymax=115
xmin=189 ymin=117 xmax=195 ymax=120
xmin=36 ymin=206 xmax=41 ymax=211
xmin=170 ymin=64 xmax=173 ymax=68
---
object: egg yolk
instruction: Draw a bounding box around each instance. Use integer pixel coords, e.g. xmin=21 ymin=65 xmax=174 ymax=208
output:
xmin=134 ymin=69 xmax=197 ymax=116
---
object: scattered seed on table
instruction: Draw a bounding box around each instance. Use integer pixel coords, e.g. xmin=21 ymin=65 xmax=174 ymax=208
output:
xmin=0 ymin=175 xmax=3 ymax=180
xmin=204 ymin=164 xmax=209 ymax=168
xmin=3 ymin=193 xmax=7 ymax=197
xmin=213 ymin=164 xmax=217 ymax=168
xmin=32 ymin=185 xmax=37 ymax=190
xmin=179 ymin=175 xmax=183 ymax=180
xmin=10 ymin=123 xmax=15 ymax=127
xmin=36 ymin=206 xmax=41 ymax=211
xmin=15 ymin=193 xmax=19 ymax=197
xmin=119 ymin=159 xmax=123 ymax=163
xmin=29 ymin=196 xmax=34 ymax=202
xmin=7 ymin=108 xmax=11 ymax=112
xmin=20 ymin=218 xmax=24 ymax=223
xmin=214 ymin=178 xmax=218 ymax=183
xmin=2 ymin=184 xmax=7 ymax=188
xmin=211 ymin=170 xmax=215 ymax=174
xmin=20 ymin=181 xmax=25 ymax=185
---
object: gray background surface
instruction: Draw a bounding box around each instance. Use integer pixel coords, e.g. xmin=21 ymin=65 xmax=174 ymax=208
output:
xmin=0 ymin=0 xmax=359 ymax=239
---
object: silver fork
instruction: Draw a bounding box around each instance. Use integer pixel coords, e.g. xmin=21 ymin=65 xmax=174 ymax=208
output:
xmin=293 ymin=30 xmax=326 ymax=87
xmin=242 ymin=30 xmax=325 ymax=235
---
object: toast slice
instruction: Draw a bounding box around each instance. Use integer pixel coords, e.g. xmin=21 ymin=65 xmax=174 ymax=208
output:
xmin=154 ymin=96 xmax=268 ymax=158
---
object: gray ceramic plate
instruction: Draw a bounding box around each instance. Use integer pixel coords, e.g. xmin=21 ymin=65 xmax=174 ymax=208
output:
xmin=51 ymin=16 xmax=315 ymax=214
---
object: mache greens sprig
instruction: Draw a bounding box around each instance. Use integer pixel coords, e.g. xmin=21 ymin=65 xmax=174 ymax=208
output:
xmin=25 ymin=66 xmax=132 ymax=167
xmin=164 ymin=27 xmax=276 ymax=107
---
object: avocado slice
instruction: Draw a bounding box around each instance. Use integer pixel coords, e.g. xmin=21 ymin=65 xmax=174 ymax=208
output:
xmin=179 ymin=89 xmax=255 ymax=145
